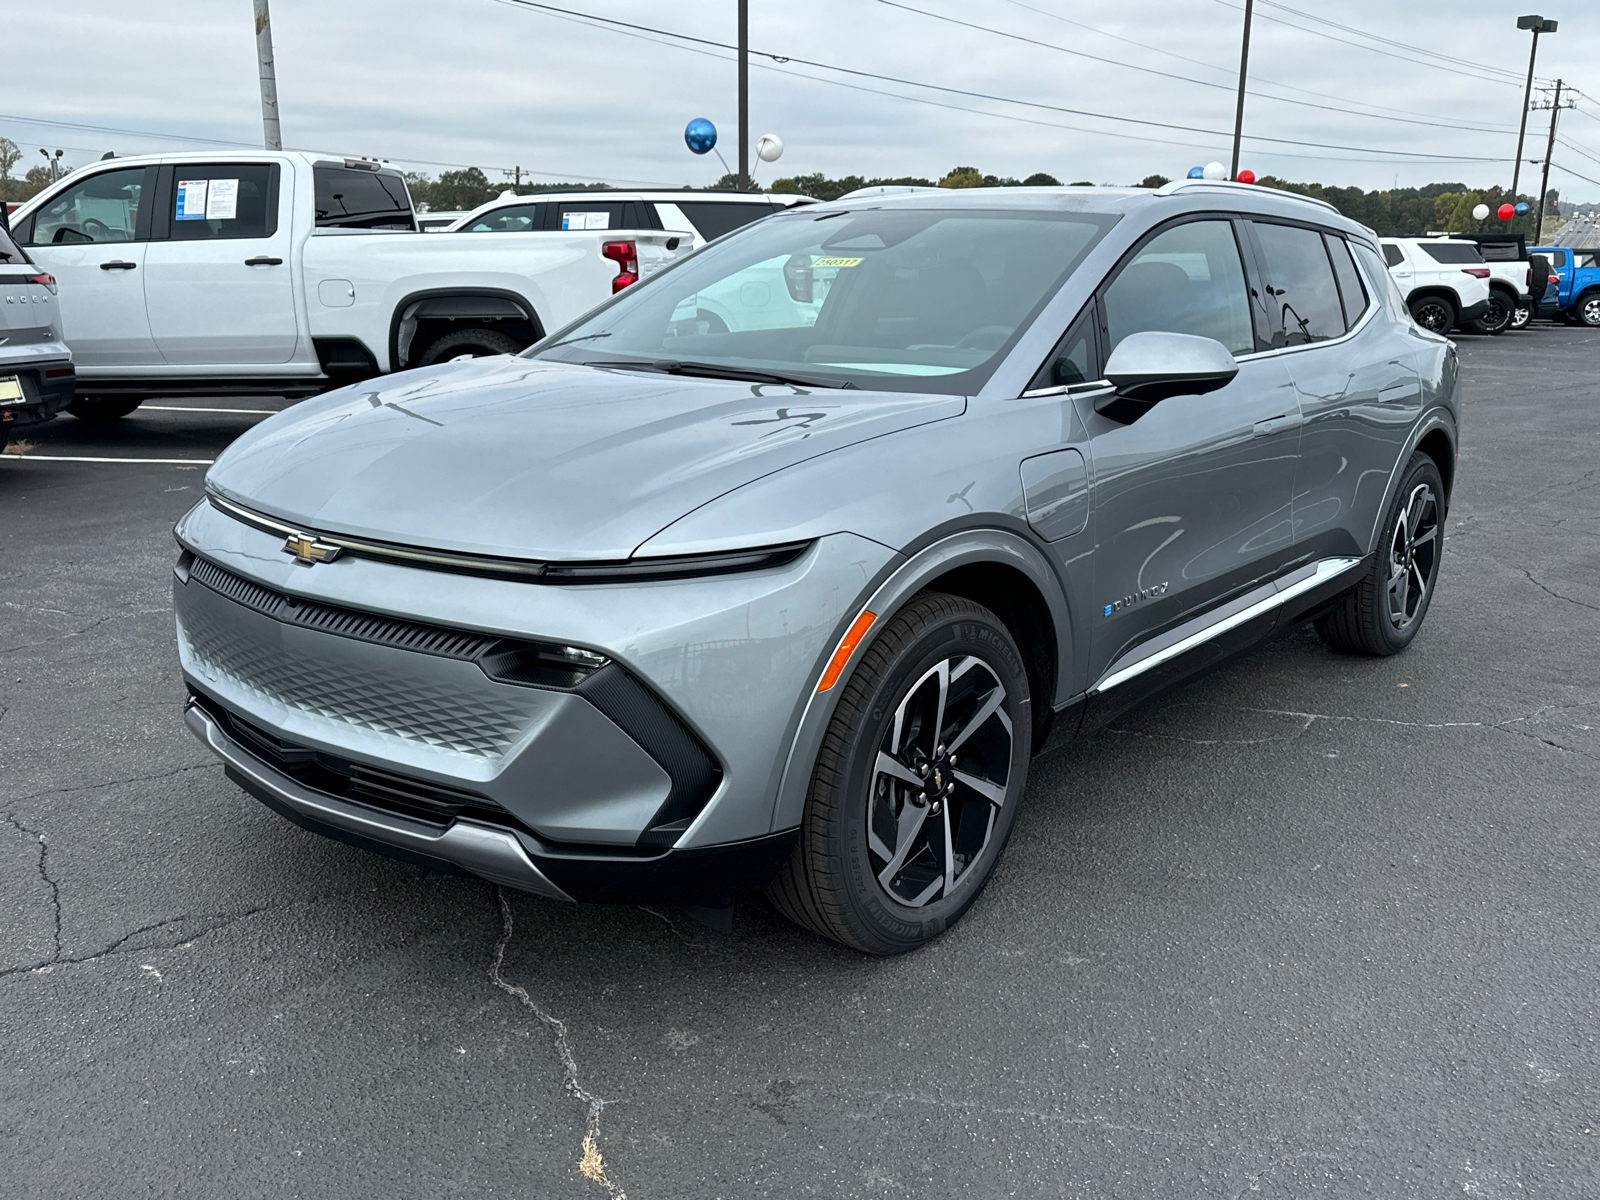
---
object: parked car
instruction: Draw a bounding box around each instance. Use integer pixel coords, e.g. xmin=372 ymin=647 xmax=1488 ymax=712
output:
xmin=1529 ymin=246 xmax=1600 ymax=326
xmin=7 ymin=151 xmax=691 ymax=420
xmin=1442 ymin=233 xmax=1533 ymax=334
xmin=175 ymin=180 xmax=1458 ymax=953
xmin=446 ymin=190 xmax=817 ymax=248
xmin=1379 ymin=237 xmax=1493 ymax=334
xmin=0 ymin=219 xmax=75 ymax=450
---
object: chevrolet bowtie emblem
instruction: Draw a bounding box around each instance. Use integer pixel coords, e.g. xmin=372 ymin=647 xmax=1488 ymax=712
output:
xmin=283 ymin=534 xmax=342 ymax=565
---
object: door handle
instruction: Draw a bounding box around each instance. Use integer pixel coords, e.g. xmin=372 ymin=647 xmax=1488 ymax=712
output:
xmin=1252 ymin=413 xmax=1298 ymax=436
xmin=1377 ymin=383 xmax=1414 ymax=404
xmin=99 ymin=260 xmax=138 ymax=271
xmin=244 ymin=256 xmax=284 ymax=266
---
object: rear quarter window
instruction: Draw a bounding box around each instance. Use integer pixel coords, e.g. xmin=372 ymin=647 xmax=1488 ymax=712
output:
xmin=1420 ymin=242 xmax=1484 ymax=264
xmin=676 ymin=201 xmax=776 ymax=241
xmin=1383 ymin=244 xmax=1404 ymax=267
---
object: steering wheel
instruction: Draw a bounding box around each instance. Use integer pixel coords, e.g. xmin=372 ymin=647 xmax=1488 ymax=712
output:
xmin=81 ymin=218 xmax=111 ymax=241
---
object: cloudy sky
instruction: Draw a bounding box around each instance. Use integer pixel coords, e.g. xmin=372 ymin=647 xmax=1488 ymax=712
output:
xmin=9 ymin=0 xmax=1600 ymax=201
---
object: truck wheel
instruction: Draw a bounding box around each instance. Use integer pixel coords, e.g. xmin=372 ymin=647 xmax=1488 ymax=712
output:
xmin=67 ymin=397 xmax=143 ymax=421
xmin=1510 ymin=299 xmax=1533 ymax=330
xmin=417 ymin=329 xmax=523 ymax=366
xmin=1469 ymin=291 xmax=1513 ymax=335
xmin=1408 ymin=294 xmax=1456 ymax=334
xmin=1578 ymin=292 xmax=1600 ymax=327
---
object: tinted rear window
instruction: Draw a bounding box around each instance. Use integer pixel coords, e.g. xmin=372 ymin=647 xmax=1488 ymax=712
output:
xmin=1383 ymin=244 xmax=1403 ymax=267
xmin=0 ymin=224 xmax=24 ymax=264
xmin=677 ymin=200 xmax=775 ymax=241
xmin=1420 ymin=242 xmax=1483 ymax=264
xmin=314 ymin=166 xmax=415 ymax=229
xmin=1252 ymin=221 xmax=1347 ymax=345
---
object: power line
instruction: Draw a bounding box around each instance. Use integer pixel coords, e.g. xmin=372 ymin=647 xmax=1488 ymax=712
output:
xmin=1550 ymin=162 xmax=1600 ymax=189
xmin=879 ymin=0 xmax=1523 ymax=136
xmin=492 ymin=0 xmax=1505 ymax=164
xmin=998 ymin=0 xmax=1519 ymax=133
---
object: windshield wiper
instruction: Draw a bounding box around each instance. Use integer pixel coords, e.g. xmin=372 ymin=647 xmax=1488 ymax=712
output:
xmin=582 ymin=359 xmax=856 ymax=389
xmin=542 ymin=331 xmax=612 ymax=350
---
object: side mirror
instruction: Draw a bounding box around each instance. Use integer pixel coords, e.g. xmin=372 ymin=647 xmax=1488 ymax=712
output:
xmin=1099 ymin=331 xmax=1239 ymax=422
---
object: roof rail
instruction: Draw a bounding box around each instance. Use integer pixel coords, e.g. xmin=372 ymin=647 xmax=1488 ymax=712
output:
xmin=835 ymin=184 xmax=943 ymax=201
xmin=1153 ymin=177 xmax=1340 ymax=215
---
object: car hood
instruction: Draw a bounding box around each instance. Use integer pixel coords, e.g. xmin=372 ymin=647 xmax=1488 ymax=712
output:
xmin=207 ymin=357 xmax=965 ymax=561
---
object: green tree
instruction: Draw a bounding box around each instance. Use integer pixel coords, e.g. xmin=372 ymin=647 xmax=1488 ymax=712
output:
xmin=1022 ymin=172 xmax=1061 ymax=186
xmin=1068 ymin=180 xmax=1094 ymax=186
xmin=0 ymin=137 xmax=21 ymax=201
xmin=1137 ymin=173 xmax=1170 ymax=188
xmin=431 ymin=167 xmax=493 ymax=212
xmin=939 ymin=166 xmax=984 ymax=189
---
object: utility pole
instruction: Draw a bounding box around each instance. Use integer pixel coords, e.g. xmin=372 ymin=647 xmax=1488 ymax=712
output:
xmin=1535 ymin=78 xmax=1569 ymax=245
xmin=1229 ymin=0 xmax=1254 ymax=182
xmin=738 ymin=0 xmax=749 ymax=190
xmin=254 ymin=0 xmax=282 ymax=151
xmin=1512 ymin=16 xmax=1557 ymax=204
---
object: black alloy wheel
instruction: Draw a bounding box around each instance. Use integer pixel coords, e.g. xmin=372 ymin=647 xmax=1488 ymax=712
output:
xmin=1408 ymin=295 xmax=1456 ymax=335
xmin=767 ymin=592 xmax=1032 ymax=954
xmin=1471 ymin=291 xmax=1513 ymax=335
xmin=1315 ymin=451 xmax=1445 ymax=656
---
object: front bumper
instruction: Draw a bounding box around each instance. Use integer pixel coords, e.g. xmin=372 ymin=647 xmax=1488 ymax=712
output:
xmin=173 ymin=496 xmax=895 ymax=893
xmin=0 ymin=357 xmax=74 ymax=433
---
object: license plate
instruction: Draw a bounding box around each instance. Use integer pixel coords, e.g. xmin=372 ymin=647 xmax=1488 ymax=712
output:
xmin=0 ymin=377 xmax=23 ymax=403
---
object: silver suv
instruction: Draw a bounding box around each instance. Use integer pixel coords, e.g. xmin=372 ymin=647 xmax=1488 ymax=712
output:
xmin=0 ymin=217 xmax=73 ymax=449
xmin=174 ymin=181 xmax=1457 ymax=953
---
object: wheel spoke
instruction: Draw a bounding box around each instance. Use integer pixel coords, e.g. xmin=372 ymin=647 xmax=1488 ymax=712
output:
xmin=945 ymin=683 xmax=1006 ymax=753
xmin=874 ymin=751 xmax=923 ymax=790
xmin=953 ymin=769 xmax=1007 ymax=807
xmin=876 ymin=801 xmax=931 ymax=888
xmin=1411 ymin=525 xmax=1437 ymax=549
xmin=1410 ymin=560 xmax=1428 ymax=603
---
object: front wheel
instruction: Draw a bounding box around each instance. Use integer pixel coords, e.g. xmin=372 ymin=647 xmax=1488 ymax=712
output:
xmin=1315 ymin=452 xmax=1445 ymax=656
xmin=1510 ymin=298 xmax=1534 ymax=329
xmin=766 ymin=593 xmax=1032 ymax=954
xmin=1577 ymin=292 xmax=1600 ymax=327
xmin=1408 ymin=294 xmax=1456 ymax=335
xmin=67 ymin=396 xmax=143 ymax=421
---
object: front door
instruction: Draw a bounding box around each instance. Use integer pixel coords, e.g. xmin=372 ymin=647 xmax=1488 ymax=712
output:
xmin=1072 ymin=217 xmax=1303 ymax=703
xmin=141 ymin=162 xmax=298 ymax=365
xmin=21 ymin=166 xmax=162 ymax=367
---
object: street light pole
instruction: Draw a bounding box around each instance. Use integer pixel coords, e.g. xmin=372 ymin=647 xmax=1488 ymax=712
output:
xmin=1229 ymin=0 xmax=1254 ymax=182
xmin=253 ymin=0 xmax=283 ymax=151
xmin=1512 ymin=15 xmax=1557 ymax=204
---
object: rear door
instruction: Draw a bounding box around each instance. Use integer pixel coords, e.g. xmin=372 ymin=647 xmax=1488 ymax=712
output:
xmin=141 ymin=162 xmax=298 ymax=365
xmin=1381 ymin=241 xmax=1413 ymax=297
xmin=19 ymin=165 xmax=161 ymax=366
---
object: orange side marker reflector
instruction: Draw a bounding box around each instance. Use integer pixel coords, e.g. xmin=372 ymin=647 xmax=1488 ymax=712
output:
xmin=817 ymin=610 xmax=876 ymax=692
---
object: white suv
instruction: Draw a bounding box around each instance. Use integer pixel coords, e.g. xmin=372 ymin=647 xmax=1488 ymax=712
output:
xmin=1379 ymin=238 xmax=1493 ymax=335
xmin=446 ymin=191 xmax=816 ymax=248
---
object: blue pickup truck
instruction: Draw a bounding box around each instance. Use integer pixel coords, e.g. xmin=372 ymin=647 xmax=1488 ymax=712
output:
xmin=1530 ymin=246 xmax=1600 ymax=326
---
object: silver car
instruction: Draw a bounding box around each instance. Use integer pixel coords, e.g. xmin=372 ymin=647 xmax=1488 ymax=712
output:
xmin=174 ymin=181 xmax=1457 ymax=953
xmin=0 ymin=216 xmax=74 ymax=449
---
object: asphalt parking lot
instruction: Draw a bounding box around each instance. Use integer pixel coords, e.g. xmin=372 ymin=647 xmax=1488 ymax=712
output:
xmin=3 ymin=329 xmax=1597 ymax=1199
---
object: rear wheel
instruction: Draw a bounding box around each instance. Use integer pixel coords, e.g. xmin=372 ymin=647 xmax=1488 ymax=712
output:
xmin=1315 ymin=452 xmax=1445 ymax=656
xmin=766 ymin=593 xmax=1032 ymax=954
xmin=417 ymin=328 xmax=523 ymax=365
xmin=1510 ymin=298 xmax=1533 ymax=329
xmin=1408 ymin=294 xmax=1456 ymax=335
xmin=1469 ymin=291 xmax=1513 ymax=335
xmin=67 ymin=396 xmax=143 ymax=421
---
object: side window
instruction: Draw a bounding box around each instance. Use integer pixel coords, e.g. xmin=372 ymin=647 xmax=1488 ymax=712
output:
xmin=29 ymin=168 xmax=146 ymax=245
xmin=1325 ymin=236 xmax=1368 ymax=328
xmin=1352 ymin=242 xmax=1409 ymax=322
xmin=1103 ymin=219 xmax=1254 ymax=356
xmin=465 ymin=204 xmax=541 ymax=233
xmin=557 ymin=203 xmax=627 ymax=231
xmin=1383 ymin=244 xmax=1404 ymax=267
xmin=1031 ymin=308 xmax=1099 ymax=391
xmin=1551 ymin=250 xmax=1568 ymax=267
xmin=167 ymin=164 xmax=276 ymax=240
xmin=677 ymin=201 xmax=775 ymax=241
xmin=313 ymin=166 xmax=413 ymax=229
xmin=1251 ymin=221 xmax=1346 ymax=346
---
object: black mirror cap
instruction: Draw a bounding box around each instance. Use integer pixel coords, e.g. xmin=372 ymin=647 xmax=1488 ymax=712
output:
xmin=1105 ymin=367 xmax=1237 ymax=405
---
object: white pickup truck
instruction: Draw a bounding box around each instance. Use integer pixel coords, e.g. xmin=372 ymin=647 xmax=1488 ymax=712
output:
xmin=8 ymin=151 xmax=690 ymax=419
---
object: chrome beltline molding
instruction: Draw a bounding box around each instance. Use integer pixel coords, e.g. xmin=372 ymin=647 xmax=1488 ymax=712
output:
xmin=184 ymin=702 xmax=575 ymax=902
xmin=1091 ymin=556 xmax=1364 ymax=695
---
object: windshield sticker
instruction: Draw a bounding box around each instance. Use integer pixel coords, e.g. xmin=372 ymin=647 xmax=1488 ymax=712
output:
xmin=175 ymin=180 xmax=208 ymax=220
xmin=205 ymin=178 xmax=239 ymax=221
xmin=812 ymin=256 xmax=863 ymax=268
xmin=562 ymin=211 xmax=610 ymax=230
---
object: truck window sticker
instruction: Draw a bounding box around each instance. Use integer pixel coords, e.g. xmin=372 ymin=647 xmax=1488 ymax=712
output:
xmin=205 ymin=179 xmax=239 ymax=221
xmin=175 ymin=180 xmax=208 ymax=220
xmin=562 ymin=211 xmax=610 ymax=231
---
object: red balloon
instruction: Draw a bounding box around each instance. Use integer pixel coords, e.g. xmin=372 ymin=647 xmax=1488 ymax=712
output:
xmin=1236 ymin=169 xmax=1256 ymax=184
xmin=1498 ymin=203 xmax=1515 ymax=221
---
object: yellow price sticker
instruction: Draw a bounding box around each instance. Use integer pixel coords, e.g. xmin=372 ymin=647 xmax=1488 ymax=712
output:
xmin=811 ymin=256 xmax=863 ymax=268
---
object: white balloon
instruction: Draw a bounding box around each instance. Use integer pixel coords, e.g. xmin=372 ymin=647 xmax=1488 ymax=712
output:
xmin=1202 ymin=161 xmax=1228 ymax=180
xmin=1472 ymin=203 xmax=1490 ymax=220
xmin=756 ymin=133 xmax=784 ymax=163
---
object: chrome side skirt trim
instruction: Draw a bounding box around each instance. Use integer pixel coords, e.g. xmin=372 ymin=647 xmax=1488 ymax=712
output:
xmin=1090 ymin=556 xmax=1363 ymax=695
xmin=184 ymin=703 xmax=575 ymax=902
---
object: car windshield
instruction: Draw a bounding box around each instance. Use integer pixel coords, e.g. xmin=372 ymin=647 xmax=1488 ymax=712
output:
xmin=530 ymin=206 xmax=1117 ymax=394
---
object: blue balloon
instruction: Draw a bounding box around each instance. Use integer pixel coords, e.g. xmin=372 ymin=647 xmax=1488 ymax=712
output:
xmin=1515 ymin=202 xmax=1530 ymax=215
xmin=685 ymin=118 xmax=717 ymax=155
xmin=1187 ymin=166 xmax=1205 ymax=178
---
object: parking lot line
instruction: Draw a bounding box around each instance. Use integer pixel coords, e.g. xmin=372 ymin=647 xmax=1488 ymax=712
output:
xmin=2 ymin=455 xmax=216 ymax=465
xmin=142 ymin=406 xmax=279 ymax=415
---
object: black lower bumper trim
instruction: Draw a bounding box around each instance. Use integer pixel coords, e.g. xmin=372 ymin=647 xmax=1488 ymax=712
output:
xmin=534 ymin=829 xmax=799 ymax=907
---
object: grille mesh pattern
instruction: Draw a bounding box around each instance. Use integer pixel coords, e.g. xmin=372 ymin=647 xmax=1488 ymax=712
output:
xmin=180 ymin=590 xmax=534 ymax=758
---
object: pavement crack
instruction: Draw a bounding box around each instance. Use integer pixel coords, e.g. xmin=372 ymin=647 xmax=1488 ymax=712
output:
xmin=2 ymin=811 xmax=62 ymax=961
xmin=7 ymin=761 xmax=219 ymax=806
xmin=0 ymin=903 xmax=277 ymax=980
xmin=0 ymin=607 xmax=173 ymax=656
xmin=1520 ymin=568 xmax=1600 ymax=612
xmin=489 ymin=889 xmax=627 ymax=1199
